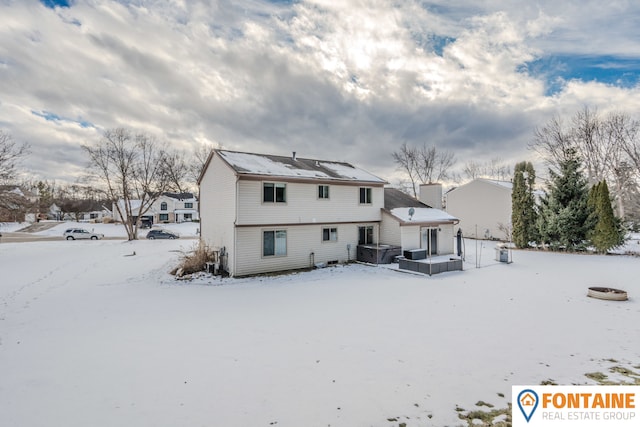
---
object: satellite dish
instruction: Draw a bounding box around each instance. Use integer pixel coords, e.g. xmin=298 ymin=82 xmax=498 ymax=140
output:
xmin=408 ymin=207 xmax=415 ymax=220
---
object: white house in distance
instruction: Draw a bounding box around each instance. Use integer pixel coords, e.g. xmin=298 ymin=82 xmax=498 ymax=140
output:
xmin=445 ymin=178 xmax=512 ymax=239
xmin=381 ymin=187 xmax=459 ymax=255
xmin=150 ymin=192 xmax=199 ymax=224
xmin=112 ymin=192 xmax=199 ymax=225
xmin=198 ymin=149 xmax=386 ymax=277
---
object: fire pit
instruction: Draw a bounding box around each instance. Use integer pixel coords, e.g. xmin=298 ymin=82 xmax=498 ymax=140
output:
xmin=587 ymin=287 xmax=628 ymax=301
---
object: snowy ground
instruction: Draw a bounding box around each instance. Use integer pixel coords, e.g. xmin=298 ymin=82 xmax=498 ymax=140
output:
xmin=0 ymin=237 xmax=638 ymax=427
xmin=7 ymin=220 xmax=201 ymax=238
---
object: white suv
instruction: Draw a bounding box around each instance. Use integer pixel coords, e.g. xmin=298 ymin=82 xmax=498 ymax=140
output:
xmin=63 ymin=228 xmax=104 ymax=240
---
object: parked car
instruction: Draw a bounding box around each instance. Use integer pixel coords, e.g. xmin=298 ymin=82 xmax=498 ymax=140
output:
xmin=146 ymin=229 xmax=179 ymax=240
xmin=63 ymin=228 xmax=104 ymax=240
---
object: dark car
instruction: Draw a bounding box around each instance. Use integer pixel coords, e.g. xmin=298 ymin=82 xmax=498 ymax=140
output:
xmin=146 ymin=229 xmax=179 ymax=240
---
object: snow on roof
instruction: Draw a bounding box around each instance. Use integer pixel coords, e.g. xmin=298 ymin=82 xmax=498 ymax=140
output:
xmin=483 ymin=179 xmax=513 ymax=189
xmin=390 ymin=207 xmax=458 ymax=224
xmin=218 ymin=150 xmax=386 ymax=183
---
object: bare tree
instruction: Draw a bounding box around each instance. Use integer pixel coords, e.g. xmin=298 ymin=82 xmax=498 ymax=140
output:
xmin=415 ymin=144 xmax=456 ymax=184
xmin=190 ymin=142 xmax=220 ymax=184
xmin=163 ymin=150 xmax=192 ymax=194
xmin=462 ymin=157 xmax=512 ymax=181
xmin=392 ymin=143 xmax=455 ymax=197
xmin=528 ymin=114 xmax=575 ymax=172
xmin=82 ymin=128 xmax=173 ymax=240
xmin=529 ymin=107 xmax=640 ymax=222
xmin=0 ymin=130 xmax=29 ymax=184
xmin=392 ymin=143 xmax=420 ymax=197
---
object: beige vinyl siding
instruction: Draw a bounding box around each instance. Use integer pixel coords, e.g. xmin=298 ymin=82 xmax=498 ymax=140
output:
xmin=380 ymin=211 xmax=401 ymax=246
xmin=199 ymin=153 xmax=237 ymax=274
xmin=438 ymin=224 xmax=455 ymax=254
xmin=236 ymin=180 xmax=384 ymax=225
xmin=400 ymin=225 xmax=421 ymax=250
xmin=234 ymin=223 xmax=378 ymax=276
xmin=445 ymin=179 xmax=511 ymax=239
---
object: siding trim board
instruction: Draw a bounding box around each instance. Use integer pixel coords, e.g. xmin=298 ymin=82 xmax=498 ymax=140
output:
xmin=238 ymin=174 xmax=385 ymax=187
xmin=235 ymin=220 xmax=381 ymax=228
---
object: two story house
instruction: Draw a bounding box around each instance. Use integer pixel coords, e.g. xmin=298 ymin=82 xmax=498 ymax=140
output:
xmin=112 ymin=192 xmax=199 ymax=226
xmin=151 ymin=192 xmax=199 ymax=224
xmin=198 ymin=150 xmax=386 ymax=277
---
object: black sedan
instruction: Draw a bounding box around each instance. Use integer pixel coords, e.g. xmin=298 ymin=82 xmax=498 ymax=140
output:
xmin=146 ymin=229 xmax=179 ymax=240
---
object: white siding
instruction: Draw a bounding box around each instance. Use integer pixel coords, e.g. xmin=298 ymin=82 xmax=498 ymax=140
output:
xmin=199 ymin=153 xmax=237 ymax=274
xmin=445 ymin=180 xmax=511 ymax=239
xmin=380 ymin=211 xmax=401 ymax=246
xmin=401 ymin=225 xmax=421 ymax=250
xmin=438 ymin=224 xmax=455 ymax=254
xmin=234 ymin=223 xmax=379 ymax=276
xmin=236 ymin=180 xmax=384 ymax=225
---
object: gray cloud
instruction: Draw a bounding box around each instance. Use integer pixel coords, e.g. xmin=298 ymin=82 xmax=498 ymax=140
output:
xmin=1 ymin=0 xmax=640 ymax=185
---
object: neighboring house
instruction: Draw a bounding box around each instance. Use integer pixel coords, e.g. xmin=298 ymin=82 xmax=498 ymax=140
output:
xmin=77 ymin=205 xmax=112 ymax=222
xmin=444 ymin=178 xmax=512 ymax=239
xmin=0 ymin=186 xmax=35 ymax=222
xmin=112 ymin=193 xmax=199 ymax=225
xmin=111 ymin=199 xmax=150 ymax=225
xmin=198 ymin=150 xmax=386 ymax=277
xmin=150 ymin=192 xmax=199 ymax=223
xmin=380 ymin=188 xmax=459 ymax=255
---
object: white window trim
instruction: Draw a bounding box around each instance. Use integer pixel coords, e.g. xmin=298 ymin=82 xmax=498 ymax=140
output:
xmin=318 ymin=185 xmax=330 ymax=200
xmin=359 ymin=187 xmax=372 ymax=205
xmin=262 ymin=228 xmax=288 ymax=258
xmin=321 ymin=226 xmax=338 ymax=243
xmin=263 ymin=182 xmax=287 ymax=204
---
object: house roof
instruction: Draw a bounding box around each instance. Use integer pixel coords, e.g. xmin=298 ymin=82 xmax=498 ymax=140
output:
xmin=163 ymin=192 xmax=196 ymax=200
xmin=387 ymin=207 xmax=459 ymax=225
xmin=384 ymin=188 xmax=430 ymax=209
xmin=446 ymin=178 xmax=513 ymax=195
xmin=213 ymin=149 xmax=387 ymax=184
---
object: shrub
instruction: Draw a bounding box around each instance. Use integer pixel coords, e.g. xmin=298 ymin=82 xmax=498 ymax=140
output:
xmin=171 ymin=242 xmax=217 ymax=276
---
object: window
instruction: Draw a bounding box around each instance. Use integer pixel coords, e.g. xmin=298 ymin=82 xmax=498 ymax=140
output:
xmin=184 ymin=202 xmax=193 ymax=209
xmin=318 ymin=185 xmax=329 ymax=199
xmin=358 ymin=225 xmax=374 ymax=245
xmin=359 ymin=187 xmax=372 ymax=204
xmin=263 ymin=183 xmax=286 ymax=203
xmin=160 ymin=202 xmax=168 ymax=211
xmin=184 ymin=213 xmax=192 ymax=221
xmin=159 ymin=214 xmax=169 ymax=221
xmin=322 ymin=227 xmax=338 ymax=242
xmin=263 ymin=230 xmax=287 ymax=257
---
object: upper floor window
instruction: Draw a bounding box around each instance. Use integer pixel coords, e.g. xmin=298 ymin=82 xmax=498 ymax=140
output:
xmin=264 ymin=183 xmax=286 ymax=203
xmin=318 ymin=185 xmax=329 ymax=199
xmin=184 ymin=202 xmax=193 ymax=209
xmin=359 ymin=187 xmax=372 ymax=204
xmin=160 ymin=202 xmax=168 ymax=211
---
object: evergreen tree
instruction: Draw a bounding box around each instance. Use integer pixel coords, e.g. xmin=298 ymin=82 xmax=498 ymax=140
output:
xmin=537 ymin=149 xmax=592 ymax=250
xmin=511 ymin=161 xmax=537 ymax=248
xmin=588 ymin=180 xmax=626 ymax=253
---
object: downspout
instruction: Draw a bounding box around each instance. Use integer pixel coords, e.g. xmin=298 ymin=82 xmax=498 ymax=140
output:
xmin=233 ymin=176 xmax=239 ymax=277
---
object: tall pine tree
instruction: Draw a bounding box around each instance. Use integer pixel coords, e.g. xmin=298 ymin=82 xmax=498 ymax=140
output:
xmin=537 ymin=149 xmax=592 ymax=250
xmin=588 ymin=180 xmax=626 ymax=253
xmin=511 ymin=161 xmax=537 ymax=248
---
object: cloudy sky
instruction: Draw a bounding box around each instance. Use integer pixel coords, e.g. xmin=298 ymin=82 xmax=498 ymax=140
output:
xmin=2 ymin=0 xmax=640 ymax=186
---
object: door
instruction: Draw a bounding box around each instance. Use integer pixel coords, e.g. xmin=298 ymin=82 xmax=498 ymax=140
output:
xmin=421 ymin=228 xmax=438 ymax=255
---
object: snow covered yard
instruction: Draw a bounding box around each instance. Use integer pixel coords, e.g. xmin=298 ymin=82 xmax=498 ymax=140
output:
xmin=0 ymin=239 xmax=638 ymax=427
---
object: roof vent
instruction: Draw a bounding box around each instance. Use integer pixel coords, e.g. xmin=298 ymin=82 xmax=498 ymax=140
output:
xmin=292 ymin=151 xmax=297 ymax=161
